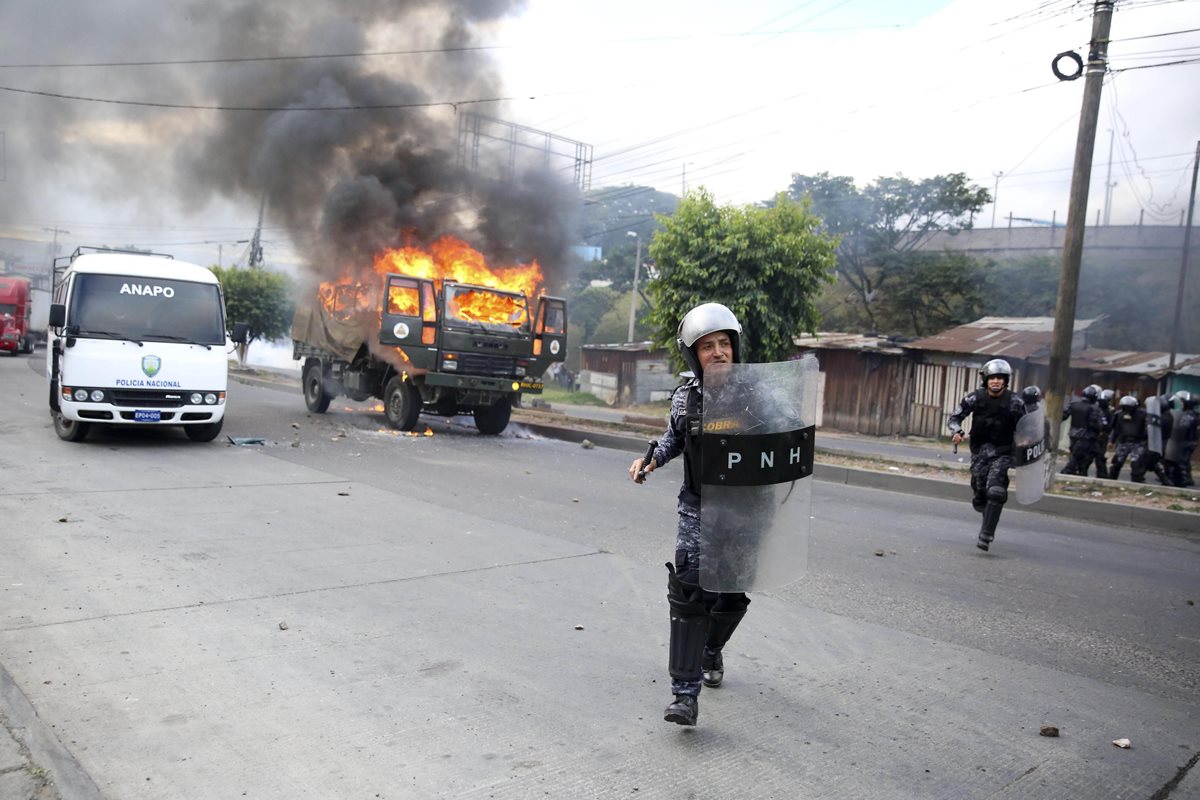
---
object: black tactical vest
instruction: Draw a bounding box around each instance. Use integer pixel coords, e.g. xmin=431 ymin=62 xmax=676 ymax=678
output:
xmin=1113 ymin=409 xmax=1146 ymax=443
xmin=969 ymin=388 xmax=1019 ymax=454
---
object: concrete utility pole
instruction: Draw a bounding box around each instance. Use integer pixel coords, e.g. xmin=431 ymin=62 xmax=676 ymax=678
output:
xmin=1045 ymin=0 xmax=1114 ymax=453
xmin=626 ymin=231 xmax=642 ymax=342
xmin=1167 ymin=139 xmax=1199 ymax=371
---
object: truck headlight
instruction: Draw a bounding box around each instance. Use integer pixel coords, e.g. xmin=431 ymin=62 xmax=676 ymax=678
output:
xmin=204 ymin=393 xmax=217 ymax=405
xmin=89 ymin=389 xmax=105 ymax=402
xmin=442 ymin=359 xmax=458 ymax=371
xmin=73 ymin=388 xmax=89 ymax=401
xmin=190 ymin=392 xmax=203 ymax=404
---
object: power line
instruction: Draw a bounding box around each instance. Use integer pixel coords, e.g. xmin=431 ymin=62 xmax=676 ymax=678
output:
xmin=0 ymin=83 xmax=513 ymax=112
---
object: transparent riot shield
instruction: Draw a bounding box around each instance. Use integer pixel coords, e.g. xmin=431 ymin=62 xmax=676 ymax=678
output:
xmin=1164 ymin=408 xmax=1182 ymax=462
xmin=1012 ymin=402 xmax=1048 ymax=505
xmin=699 ymin=355 xmax=818 ymax=592
xmin=1146 ymin=396 xmax=1163 ymax=455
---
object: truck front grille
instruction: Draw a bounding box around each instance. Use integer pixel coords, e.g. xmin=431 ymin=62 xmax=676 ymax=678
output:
xmin=450 ymin=352 xmax=516 ymax=377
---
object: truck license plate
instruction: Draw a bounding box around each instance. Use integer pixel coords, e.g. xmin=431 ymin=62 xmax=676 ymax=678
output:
xmin=134 ymin=410 xmax=161 ymax=422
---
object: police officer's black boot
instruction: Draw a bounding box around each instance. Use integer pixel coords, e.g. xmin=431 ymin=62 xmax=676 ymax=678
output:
xmin=977 ymin=502 xmax=1002 ymax=552
xmin=702 ymin=600 xmax=749 ymax=688
xmin=664 ymin=694 xmax=698 ymax=726
xmin=664 ymin=563 xmax=706 ymax=726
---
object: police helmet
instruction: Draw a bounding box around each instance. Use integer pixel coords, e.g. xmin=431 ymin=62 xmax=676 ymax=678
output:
xmin=1173 ymin=390 xmax=1196 ymax=409
xmin=1099 ymin=389 xmax=1115 ymax=405
xmin=980 ymin=359 xmax=1012 ymax=385
xmin=1082 ymin=384 xmax=1101 ymax=401
xmin=1119 ymin=395 xmax=1138 ymax=410
xmin=676 ymin=302 xmax=742 ymax=376
xmin=1020 ymin=385 xmax=1042 ymax=405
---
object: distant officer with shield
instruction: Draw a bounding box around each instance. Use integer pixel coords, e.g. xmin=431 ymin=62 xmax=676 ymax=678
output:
xmin=629 ymin=302 xmax=815 ymax=727
xmin=1061 ymin=385 xmax=1104 ymax=476
xmin=1144 ymin=393 xmax=1174 ymax=485
xmin=1108 ymin=395 xmax=1151 ymax=482
xmin=947 ymin=359 xmax=1028 ymax=552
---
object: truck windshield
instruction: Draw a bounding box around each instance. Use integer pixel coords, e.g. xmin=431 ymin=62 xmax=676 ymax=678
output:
xmin=69 ymin=274 xmax=226 ymax=346
xmin=443 ymin=284 xmax=529 ymax=332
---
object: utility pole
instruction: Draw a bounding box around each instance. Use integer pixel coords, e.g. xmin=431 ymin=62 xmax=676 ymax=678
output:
xmin=1103 ymin=128 xmax=1116 ymax=225
xmin=43 ymin=226 xmax=70 ymax=287
xmin=627 ymin=231 xmax=642 ymax=342
xmin=991 ymin=171 xmax=1003 ymax=227
xmin=1045 ymin=0 xmax=1114 ymax=454
xmin=1167 ymin=140 xmax=1199 ymax=371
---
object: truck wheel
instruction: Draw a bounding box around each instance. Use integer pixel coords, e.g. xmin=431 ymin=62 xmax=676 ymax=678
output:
xmin=473 ymin=398 xmax=512 ymax=435
xmin=52 ymin=412 xmax=91 ymax=442
xmin=184 ymin=418 xmax=224 ymax=442
xmin=384 ymin=376 xmax=421 ymax=431
xmin=303 ymin=362 xmax=333 ymax=413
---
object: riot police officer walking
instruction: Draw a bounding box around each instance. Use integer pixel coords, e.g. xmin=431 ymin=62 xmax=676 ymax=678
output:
xmin=947 ymin=359 xmax=1028 ymax=552
xmin=628 ymin=303 xmax=754 ymax=727
xmin=1061 ymin=385 xmax=1104 ymax=476
xmin=1165 ymin=391 xmax=1198 ymax=487
xmin=1108 ymin=395 xmax=1153 ymax=482
xmin=1092 ymin=389 xmax=1116 ymax=478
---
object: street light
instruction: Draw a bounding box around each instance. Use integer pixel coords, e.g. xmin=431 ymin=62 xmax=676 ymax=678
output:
xmin=626 ymin=230 xmax=642 ymax=342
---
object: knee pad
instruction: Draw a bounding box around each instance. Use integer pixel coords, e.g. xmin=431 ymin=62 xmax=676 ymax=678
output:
xmin=986 ymin=485 xmax=1007 ymax=505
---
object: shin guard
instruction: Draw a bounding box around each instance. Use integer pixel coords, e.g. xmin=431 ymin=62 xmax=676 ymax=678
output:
xmin=666 ymin=563 xmax=708 ymax=682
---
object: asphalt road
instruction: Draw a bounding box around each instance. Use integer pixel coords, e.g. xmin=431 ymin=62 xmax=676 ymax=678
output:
xmin=2 ymin=353 xmax=1198 ymax=800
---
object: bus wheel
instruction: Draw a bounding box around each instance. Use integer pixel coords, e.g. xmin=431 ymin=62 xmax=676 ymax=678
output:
xmin=185 ymin=418 xmax=224 ymax=442
xmin=53 ymin=412 xmax=91 ymax=442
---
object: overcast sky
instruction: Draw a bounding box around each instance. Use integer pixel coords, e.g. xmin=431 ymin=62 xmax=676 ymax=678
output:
xmin=495 ymin=0 xmax=1200 ymax=226
xmin=0 ymin=0 xmax=1196 ymax=271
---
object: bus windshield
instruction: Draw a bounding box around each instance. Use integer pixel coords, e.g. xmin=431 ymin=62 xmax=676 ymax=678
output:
xmin=70 ymin=273 xmax=226 ymax=346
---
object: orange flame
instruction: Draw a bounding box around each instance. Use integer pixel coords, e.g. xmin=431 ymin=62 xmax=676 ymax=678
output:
xmin=316 ymin=234 xmax=542 ymax=329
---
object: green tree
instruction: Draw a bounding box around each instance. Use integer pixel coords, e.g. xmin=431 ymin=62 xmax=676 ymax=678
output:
xmin=210 ymin=265 xmax=295 ymax=363
xmin=787 ymin=172 xmax=990 ymax=333
xmin=645 ymin=190 xmax=837 ymax=365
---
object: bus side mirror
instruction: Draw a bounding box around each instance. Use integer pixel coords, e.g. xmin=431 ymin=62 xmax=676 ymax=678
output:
xmin=49 ymin=303 xmax=65 ymax=328
xmin=230 ymin=322 xmax=250 ymax=344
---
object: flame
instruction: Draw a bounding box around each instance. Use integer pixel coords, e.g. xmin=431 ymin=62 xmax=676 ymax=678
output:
xmin=315 ymin=234 xmax=543 ymax=329
xmin=375 ymin=235 xmax=543 ymax=299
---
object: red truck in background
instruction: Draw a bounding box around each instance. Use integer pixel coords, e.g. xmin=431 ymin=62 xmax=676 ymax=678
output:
xmin=0 ymin=275 xmax=50 ymax=355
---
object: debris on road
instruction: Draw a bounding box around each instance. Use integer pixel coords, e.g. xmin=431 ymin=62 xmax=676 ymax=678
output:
xmin=1039 ymin=725 xmax=1059 ymax=737
xmin=1112 ymin=738 xmax=1132 ymax=748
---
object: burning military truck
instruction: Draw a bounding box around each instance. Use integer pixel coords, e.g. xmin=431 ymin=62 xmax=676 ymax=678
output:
xmin=292 ymin=236 xmax=567 ymax=435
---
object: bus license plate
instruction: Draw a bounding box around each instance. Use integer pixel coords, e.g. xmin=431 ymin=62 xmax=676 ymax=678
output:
xmin=134 ymin=410 xmax=161 ymax=422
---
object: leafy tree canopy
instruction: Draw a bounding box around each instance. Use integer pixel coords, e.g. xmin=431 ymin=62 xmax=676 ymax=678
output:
xmin=646 ymin=190 xmax=837 ymax=366
xmin=210 ymin=265 xmax=295 ymax=360
xmin=787 ymin=172 xmax=990 ymax=333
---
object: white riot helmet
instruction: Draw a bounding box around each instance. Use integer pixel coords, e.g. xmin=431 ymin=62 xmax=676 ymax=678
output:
xmin=980 ymin=358 xmax=1012 ymax=386
xmin=676 ymin=302 xmax=742 ymax=376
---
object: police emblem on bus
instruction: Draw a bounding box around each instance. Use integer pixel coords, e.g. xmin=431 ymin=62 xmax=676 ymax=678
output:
xmin=142 ymin=355 xmax=162 ymax=377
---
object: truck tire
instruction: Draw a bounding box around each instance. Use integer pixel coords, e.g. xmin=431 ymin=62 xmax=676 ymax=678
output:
xmin=184 ymin=418 xmax=224 ymax=442
xmin=473 ymin=397 xmax=511 ymax=435
xmin=303 ymin=362 xmax=333 ymax=413
xmin=384 ymin=375 xmax=421 ymax=431
xmin=52 ymin=412 xmax=91 ymax=442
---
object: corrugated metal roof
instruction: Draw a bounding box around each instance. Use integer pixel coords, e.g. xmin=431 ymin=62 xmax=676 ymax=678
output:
xmin=1027 ymin=348 xmax=1200 ymax=378
xmin=581 ymin=341 xmax=661 ymax=353
xmin=792 ymin=332 xmax=907 ymax=354
xmin=903 ymin=317 xmax=1101 ymax=359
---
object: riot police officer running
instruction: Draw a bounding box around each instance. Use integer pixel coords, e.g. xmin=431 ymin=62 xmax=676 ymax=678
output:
xmin=628 ymin=303 xmax=753 ymax=727
xmin=1061 ymin=385 xmax=1104 ymax=476
xmin=947 ymin=359 xmax=1028 ymax=552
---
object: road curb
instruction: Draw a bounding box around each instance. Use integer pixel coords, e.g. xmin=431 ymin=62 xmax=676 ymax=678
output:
xmin=517 ymin=419 xmax=1199 ymax=537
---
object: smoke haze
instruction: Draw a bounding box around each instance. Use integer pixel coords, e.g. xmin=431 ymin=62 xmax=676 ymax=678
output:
xmin=0 ymin=0 xmax=579 ymax=288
